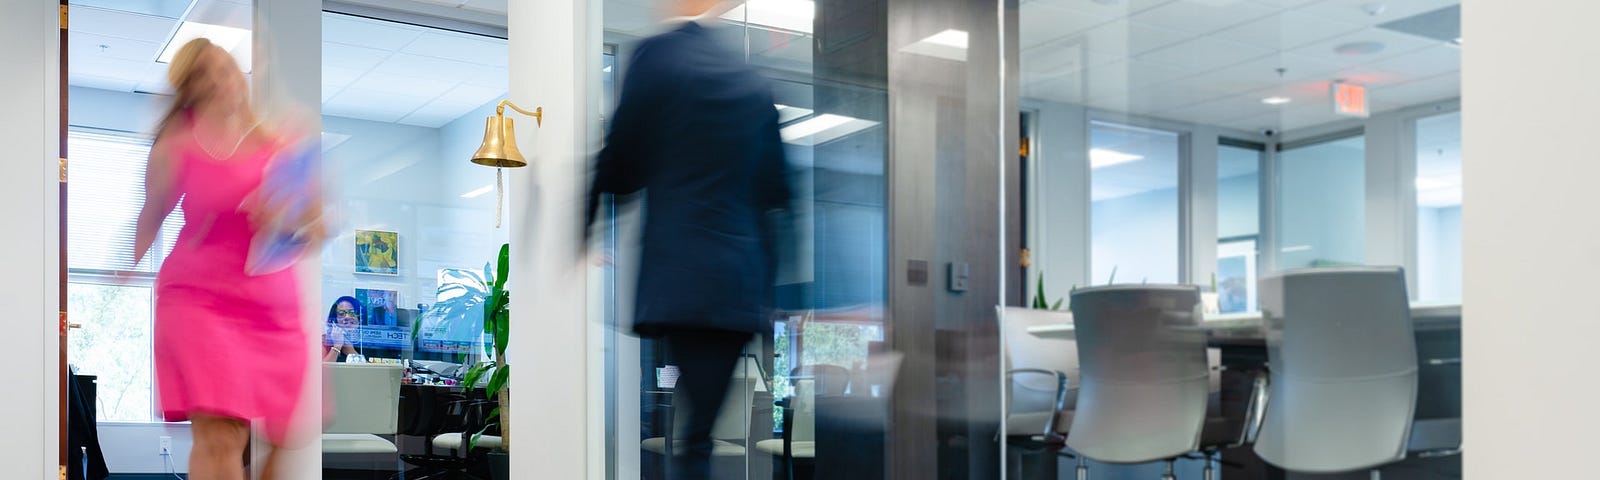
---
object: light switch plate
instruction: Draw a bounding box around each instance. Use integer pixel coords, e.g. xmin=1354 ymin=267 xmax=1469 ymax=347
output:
xmin=948 ymin=262 xmax=969 ymax=292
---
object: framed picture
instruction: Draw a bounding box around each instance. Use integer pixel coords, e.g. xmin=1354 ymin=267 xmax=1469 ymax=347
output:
xmin=355 ymin=230 xmax=399 ymax=275
xmin=356 ymin=288 xmax=399 ymax=327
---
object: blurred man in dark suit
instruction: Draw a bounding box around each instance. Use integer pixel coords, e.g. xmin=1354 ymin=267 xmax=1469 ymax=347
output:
xmin=586 ymin=0 xmax=791 ymax=477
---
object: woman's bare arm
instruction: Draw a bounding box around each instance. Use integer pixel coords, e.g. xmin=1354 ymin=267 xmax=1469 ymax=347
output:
xmin=133 ymin=131 xmax=182 ymax=267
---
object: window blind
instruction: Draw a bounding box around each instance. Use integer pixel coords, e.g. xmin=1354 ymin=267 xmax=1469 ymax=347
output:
xmin=67 ymin=130 xmax=184 ymax=273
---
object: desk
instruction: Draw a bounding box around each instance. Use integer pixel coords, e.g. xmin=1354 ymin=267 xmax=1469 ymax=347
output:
xmin=1025 ymin=302 xmax=1462 ymax=344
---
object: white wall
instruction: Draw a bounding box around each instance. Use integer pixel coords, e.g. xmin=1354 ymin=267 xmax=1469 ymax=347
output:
xmin=1463 ymin=2 xmax=1600 ymax=474
xmin=319 ymin=106 xmax=511 ymax=320
xmin=0 ymin=2 xmax=60 ymax=478
xmin=96 ymin=423 xmax=193 ymax=474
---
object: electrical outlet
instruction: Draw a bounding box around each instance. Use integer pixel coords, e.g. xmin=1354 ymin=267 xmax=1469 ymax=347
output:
xmin=159 ymin=436 xmax=172 ymax=455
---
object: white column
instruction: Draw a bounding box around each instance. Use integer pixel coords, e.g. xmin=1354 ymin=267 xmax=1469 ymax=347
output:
xmin=252 ymin=1 xmax=322 ymax=478
xmin=1187 ymin=127 xmax=1221 ymax=286
xmin=1464 ymin=1 xmax=1600 ymax=477
xmin=1025 ymin=100 xmax=1091 ymax=294
xmin=0 ymin=2 xmax=59 ymax=478
xmin=1363 ymin=111 xmax=1411 ymax=276
xmin=508 ymin=0 xmax=600 ymax=477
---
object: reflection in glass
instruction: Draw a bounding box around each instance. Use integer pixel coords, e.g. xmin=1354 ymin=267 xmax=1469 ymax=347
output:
xmin=1217 ymin=142 xmax=1262 ymax=313
xmin=1091 ymin=121 xmax=1181 ymax=285
xmin=1416 ymin=112 xmax=1462 ymax=302
xmin=1276 ymin=135 xmax=1366 ymax=270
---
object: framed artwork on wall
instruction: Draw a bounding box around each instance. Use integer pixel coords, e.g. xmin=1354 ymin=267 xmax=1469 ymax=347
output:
xmin=355 ymin=230 xmax=399 ymax=275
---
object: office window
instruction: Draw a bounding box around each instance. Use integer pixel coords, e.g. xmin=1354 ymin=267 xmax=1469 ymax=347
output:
xmin=1416 ymin=112 xmax=1462 ymax=302
xmin=1217 ymin=141 xmax=1262 ymax=313
xmin=1275 ymin=134 xmax=1365 ymax=270
xmin=1091 ymin=121 xmax=1180 ymax=285
xmin=65 ymin=130 xmax=180 ymax=422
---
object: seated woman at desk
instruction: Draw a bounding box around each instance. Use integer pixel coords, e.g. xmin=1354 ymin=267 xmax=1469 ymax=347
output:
xmin=324 ymin=296 xmax=364 ymax=362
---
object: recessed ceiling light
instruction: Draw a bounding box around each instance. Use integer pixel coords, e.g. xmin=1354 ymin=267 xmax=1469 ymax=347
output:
xmin=157 ymin=22 xmax=253 ymax=72
xmin=1333 ymin=41 xmax=1386 ymax=56
xmin=1089 ymin=148 xmax=1143 ymax=169
xmin=1262 ymin=96 xmax=1292 ymax=105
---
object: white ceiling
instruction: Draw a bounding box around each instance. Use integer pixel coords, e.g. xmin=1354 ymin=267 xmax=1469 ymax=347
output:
xmin=1021 ymin=0 xmax=1460 ymax=132
xmin=67 ymin=1 xmax=509 ymax=129
xmin=320 ymin=13 xmax=509 ymax=127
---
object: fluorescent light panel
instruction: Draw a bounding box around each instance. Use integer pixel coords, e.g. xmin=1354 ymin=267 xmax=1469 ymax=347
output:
xmin=781 ymin=114 xmax=852 ymax=141
xmin=158 ymin=21 xmax=254 ymax=73
xmin=1089 ymin=148 xmax=1143 ymax=169
xmin=461 ymin=184 xmax=495 ymax=199
xmin=721 ymin=0 xmax=815 ymax=34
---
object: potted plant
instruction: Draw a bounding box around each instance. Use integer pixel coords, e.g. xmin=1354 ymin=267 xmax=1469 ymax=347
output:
xmin=1200 ymin=272 xmax=1221 ymax=314
xmin=461 ymin=244 xmax=511 ymax=479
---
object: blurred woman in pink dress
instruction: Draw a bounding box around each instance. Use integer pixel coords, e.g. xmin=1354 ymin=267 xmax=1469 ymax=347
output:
xmin=133 ymin=38 xmax=322 ymax=480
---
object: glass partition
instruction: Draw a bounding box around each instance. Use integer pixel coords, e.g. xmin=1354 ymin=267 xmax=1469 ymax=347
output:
xmin=1416 ymin=111 xmax=1462 ymax=302
xmin=1275 ymin=134 xmax=1366 ymax=270
xmin=1217 ymin=141 xmax=1263 ymax=313
xmin=319 ymin=11 xmax=510 ymax=476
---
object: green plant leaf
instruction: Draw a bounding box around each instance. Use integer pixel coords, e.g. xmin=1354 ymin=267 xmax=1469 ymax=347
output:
xmin=493 ymin=243 xmax=510 ymax=290
xmin=1033 ymin=271 xmax=1048 ymax=309
xmin=486 ymin=406 xmax=501 ymax=423
xmin=468 ymin=422 xmax=498 ymax=452
xmin=462 ymin=363 xmax=491 ymax=389
xmin=487 ymin=364 xmax=510 ymax=398
xmin=1051 ymin=298 xmax=1064 ymax=311
xmin=492 ymin=308 xmax=510 ymax=358
xmin=1108 ymin=266 xmax=1118 ymax=285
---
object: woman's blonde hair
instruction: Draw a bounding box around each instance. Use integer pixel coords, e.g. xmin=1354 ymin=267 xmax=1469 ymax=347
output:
xmin=156 ymin=38 xmax=244 ymax=136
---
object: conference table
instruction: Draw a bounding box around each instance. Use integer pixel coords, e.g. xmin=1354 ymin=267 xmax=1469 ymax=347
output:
xmin=1024 ymin=302 xmax=1462 ymax=343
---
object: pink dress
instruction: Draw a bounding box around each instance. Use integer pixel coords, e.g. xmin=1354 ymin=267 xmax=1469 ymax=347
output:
xmin=154 ymin=119 xmax=308 ymax=445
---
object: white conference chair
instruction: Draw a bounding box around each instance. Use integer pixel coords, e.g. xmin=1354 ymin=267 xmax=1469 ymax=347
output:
xmin=642 ymin=376 xmax=758 ymax=458
xmin=324 ymin=363 xmax=405 ymax=455
xmin=1254 ymin=266 xmax=1419 ymax=478
xmin=1067 ymin=285 xmax=1208 ymax=480
xmin=999 ymin=306 xmax=1078 ymax=444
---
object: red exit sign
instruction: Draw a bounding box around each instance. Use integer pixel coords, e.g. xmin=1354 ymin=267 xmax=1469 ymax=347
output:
xmin=1332 ymin=81 xmax=1370 ymax=117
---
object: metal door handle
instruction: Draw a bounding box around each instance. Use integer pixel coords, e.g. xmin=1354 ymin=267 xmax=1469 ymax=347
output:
xmin=67 ymin=323 xmax=82 ymax=329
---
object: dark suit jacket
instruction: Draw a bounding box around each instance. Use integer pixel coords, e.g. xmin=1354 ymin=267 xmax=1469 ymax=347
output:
xmin=588 ymin=21 xmax=791 ymax=336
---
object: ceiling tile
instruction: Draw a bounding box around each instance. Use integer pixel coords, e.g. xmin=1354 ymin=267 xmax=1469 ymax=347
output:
xmin=69 ymin=74 xmax=139 ymax=92
xmin=322 ymin=66 xmax=367 ymax=89
xmin=464 ymin=66 xmax=510 ymax=89
xmin=324 ymin=43 xmax=393 ymax=72
xmin=347 ymin=72 xmax=459 ymax=98
xmin=1286 ymin=27 xmax=1443 ymax=64
xmin=1296 ymin=0 xmax=1459 ymax=27
xmin=134 ymin=63 xmax=172 ymax=94
xmin=401 ymin=32 xmax=509 ymax=67
xmin=69 ymin=55 xmax=151 ymax=83
xmin=324 ymin=89 xmax=430 ymax=123
xmin=71 ymin=6 xmax=178 ymax=43
xmin=324 ymin=14 xmax=427 ymax=51
xmin=1019 ymin=3 xmax=1118 ymax=48
xmin=1076 ymin=20 xmax=1194 ymax=57
xmin=1136 ymin=36 xmax=1271 ymax=70
xmin=1361 ymin=44 xmax=1459 ymax=79
xmin=1369 ymin=72 xmax=1459 ymax=107
xmin=1177 ymin=53 xmax=1345 ymax=98
xmin=1130 ymin=0 xmax=1277 ymax=34
xmin=1087 ymin=59 xmax=1194 ymax=89
xmin=70 ymin=31 xmax=163 ymax=63
xmin=372 ymin=53 xmax=483 ymax=83
xmin=431 ymin=84 xmax=506 ymax=107
xmin=1213 ymin=10 xmax=1363 ymax=50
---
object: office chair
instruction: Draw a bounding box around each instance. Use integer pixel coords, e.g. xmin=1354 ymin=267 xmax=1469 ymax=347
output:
xmin=999 ymin=306 xmax=1077 ymax=445
xmin=395 ymin=387 xmax=480 ymax=480
xmin=757 ymin=377 xmax=816 ymax=480
xmin=324 ymin=364 xmax=406 ymax=476
xmin=641 ymin=376 xmax=758 ymax=476
xmin=1066 ymin=285 xmax=1209 ymax=480
xmin=1254 ymin=266 xmax=1419 ymax=478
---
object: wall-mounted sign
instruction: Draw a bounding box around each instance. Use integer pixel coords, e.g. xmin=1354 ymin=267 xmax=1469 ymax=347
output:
xmin=1332 ymin=81 xmax=1370 ymax=118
